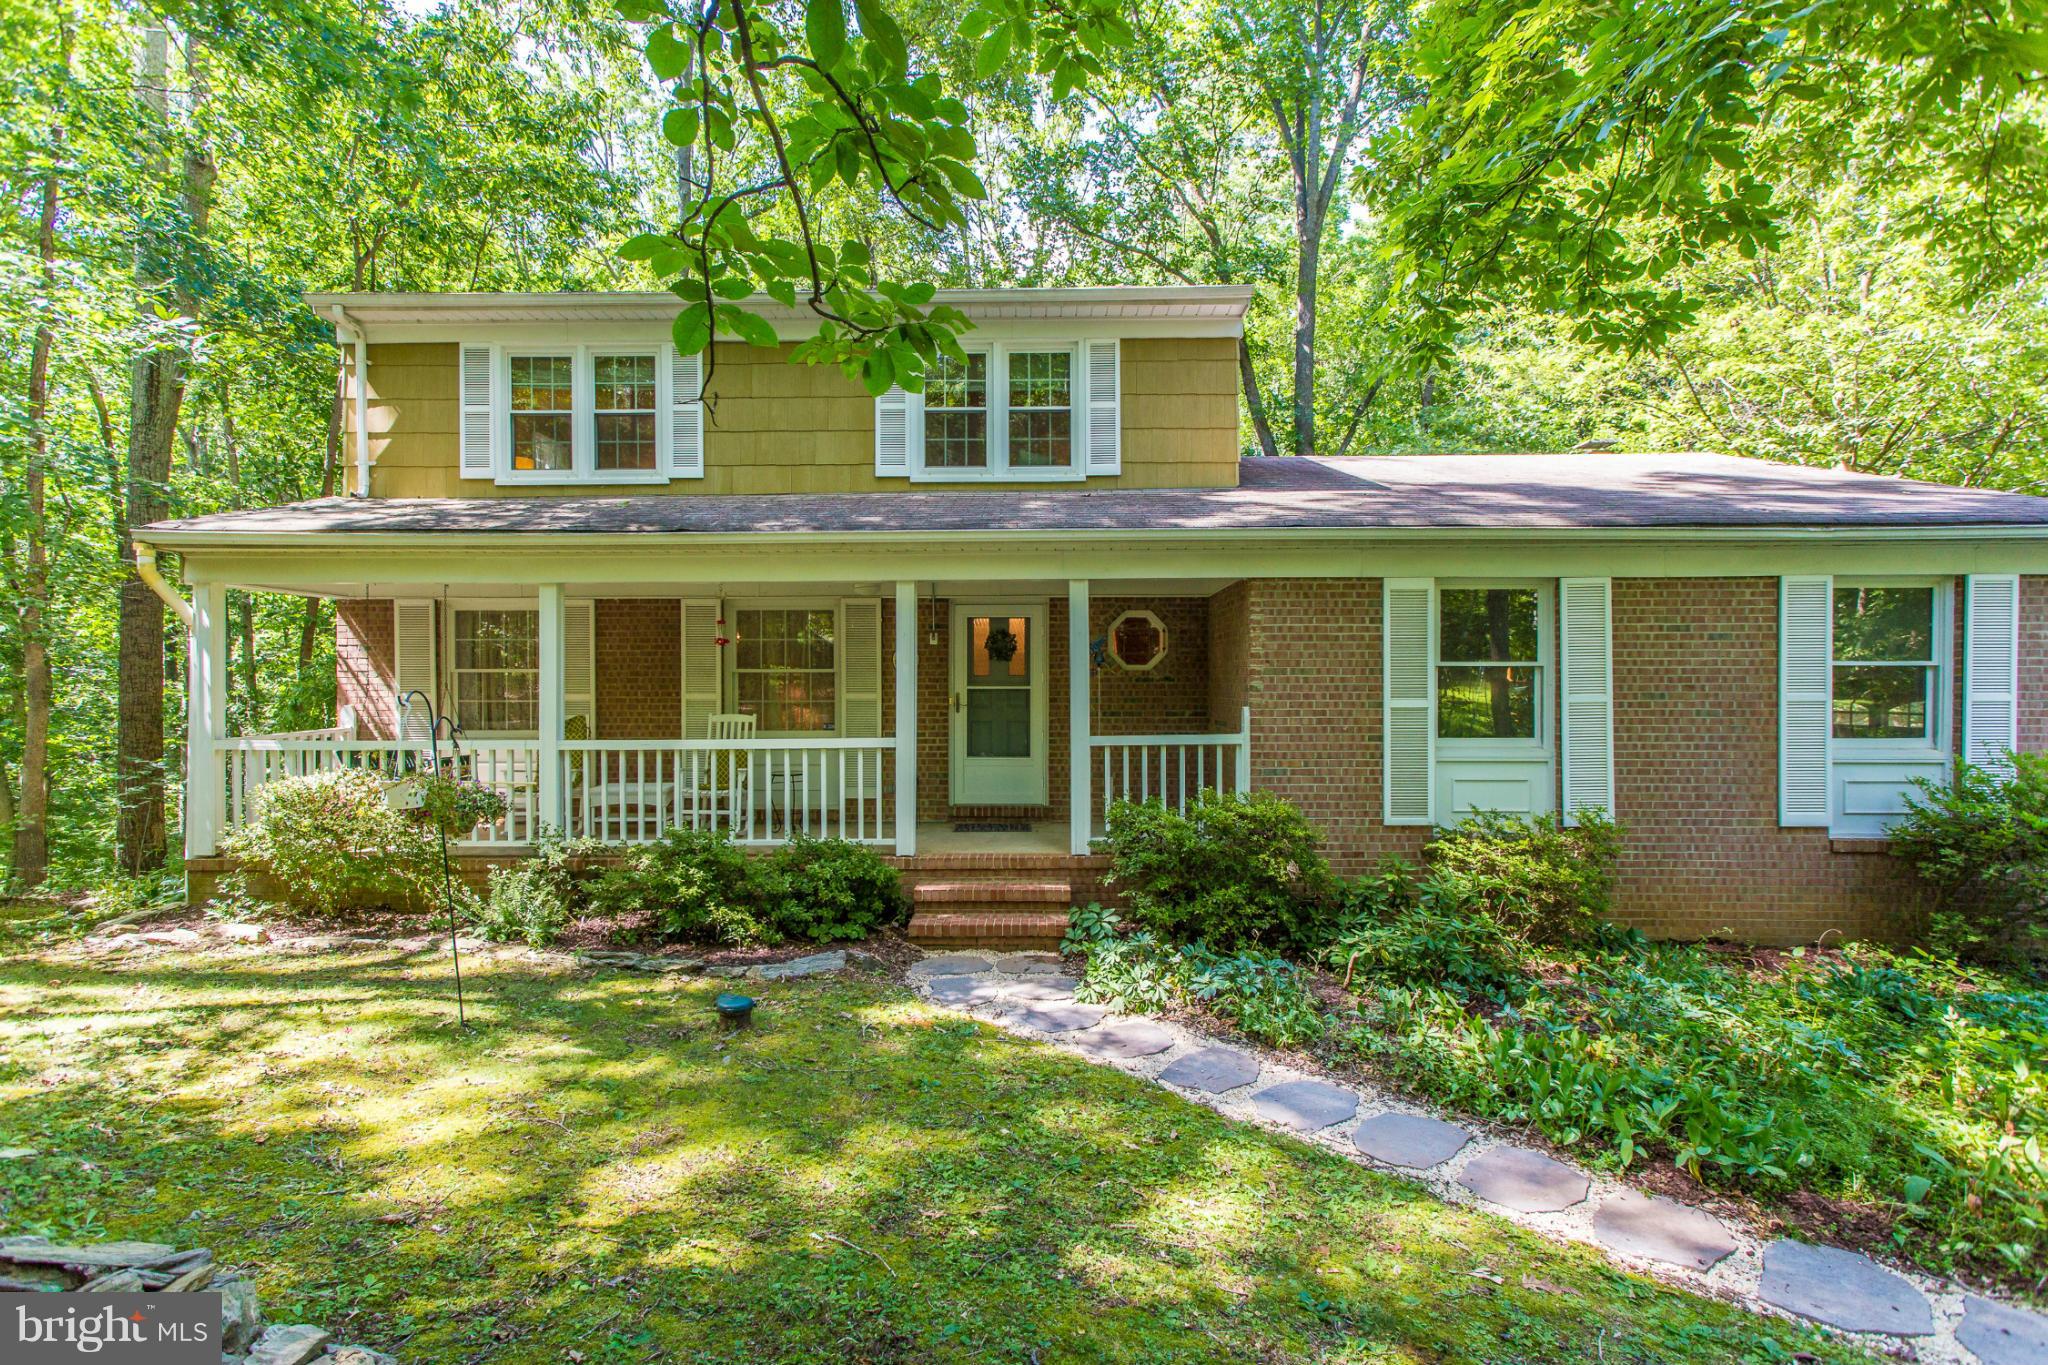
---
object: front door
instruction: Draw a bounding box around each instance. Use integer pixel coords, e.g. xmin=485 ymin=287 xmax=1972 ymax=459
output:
xmin=950 ymin=603 xmax=1048 ymax=806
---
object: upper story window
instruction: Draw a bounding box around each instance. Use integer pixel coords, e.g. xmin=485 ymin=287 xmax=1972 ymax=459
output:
xmin=509 ymin=355 xmax=573 ymax=473
xmin=924 ymin=353 xmax=989 ymax=470
xmin=1437 ymin=586 xmax=1545 ymax=741
xmin=1006 ymin=350 xmax=1073 ymax=469
xmin=464 ymin=342 xmax=697 ymax=485
xmin=1833 ymin=583 xmax=1941 ymax=742
xmin=896 ymin=342 xmax=1094 ymax=481
xmin=593 ymin=354 xmax=658 ymax=472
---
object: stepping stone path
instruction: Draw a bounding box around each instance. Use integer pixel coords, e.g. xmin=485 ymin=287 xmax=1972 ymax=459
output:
xmin=1759 ymin=1239 xmax=1934 ymax=1337
xmin=907 ymin=950 xmax=2048 ymax=1363
xmin=1959 ymin=1294 xmax=2048 ymax=1365
xmin=1249 ymin=1080 xmax=1358 ymax=1133
xmin=1352 ymin=1112 xmax=1470 ymax=1170
xmin=1457 ymin=1146 xmax=1590 ymax=1213
xmin=1591 ymin=1189 xmax=1738 ymax=1271
xmin=1158 ymin=1045 xmax=1261 ymax=1094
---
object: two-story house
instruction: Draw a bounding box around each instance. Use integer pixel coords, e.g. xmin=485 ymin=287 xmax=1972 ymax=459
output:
xmin=142 ymin=285 xmax=2048 ymax=947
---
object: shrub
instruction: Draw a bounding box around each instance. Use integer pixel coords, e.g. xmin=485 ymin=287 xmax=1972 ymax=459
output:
xmin=1324 ymin=863 xmax=1527 ymax=1000
xmin=758 ymin=835 xmax=904 ymax=942
xmin=478 ymin=862 xmax=572 ymax=948
xmin=221 ymin=769 xmax=438 ymax=915
xmin=1072 ymin=921 xmax=1328 ymax=1048
xmin=1423 ymin=809 xmax=1620 ymax=943
xmin=588 ymin=828 xmax=777 ymax=945
xmin=1104 ymin=790 xmax=1335 ymax=952
xmin=1891 ymin=755 xmax=2048 ymax=968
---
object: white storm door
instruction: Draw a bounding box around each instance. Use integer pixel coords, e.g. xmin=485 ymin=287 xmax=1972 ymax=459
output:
xmin=950 ymin=603 xmax=1049 ymax=806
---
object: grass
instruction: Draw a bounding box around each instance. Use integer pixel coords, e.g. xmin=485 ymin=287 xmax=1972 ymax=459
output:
xmin=0 ymin=940 xmax=1871 ymax=1364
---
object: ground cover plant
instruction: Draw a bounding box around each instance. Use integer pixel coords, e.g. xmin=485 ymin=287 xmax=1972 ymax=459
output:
xmin=0 ymin=939 xmax=1863 ymax=1364
xmin=587 ymin=827 xmax=905 ymax=947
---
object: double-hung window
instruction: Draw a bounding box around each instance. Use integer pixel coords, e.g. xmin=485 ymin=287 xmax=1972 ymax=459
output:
xmin=730 ymin=606 xmax=838 ymax=734
xmin=1832 ymin=583 xmax=1943 ymax=744
xmin=498 ymin=345 xmax=668 ymax=484
xmin=915 ymin=344 xmax=1079 ymax=479
xmin=449 ymin=607 xmax=540 ymax=735
xmin=1433 ymin=583 xmax=1555 ymax=819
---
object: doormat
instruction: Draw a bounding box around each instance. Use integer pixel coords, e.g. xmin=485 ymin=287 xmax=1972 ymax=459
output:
xmin=953 ymin=821 xmax=1032 ymax=833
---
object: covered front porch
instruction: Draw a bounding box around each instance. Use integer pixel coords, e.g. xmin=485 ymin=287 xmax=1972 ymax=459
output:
xmin=185 ymin=575 xmax=1252 ymax=863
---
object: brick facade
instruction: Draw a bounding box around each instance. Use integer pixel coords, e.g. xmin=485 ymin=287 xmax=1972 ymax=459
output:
xmin=594 ymin=599 xmax=681 ymax=738
xmin=336 ymin=598 xmax=398 ymax=740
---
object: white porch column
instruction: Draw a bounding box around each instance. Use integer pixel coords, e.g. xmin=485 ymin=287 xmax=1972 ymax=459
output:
xmin=894 ymin=580 xmax=918 ymax=855
xmin=184 ymin=581 xmax=226 ymax=860
xmin=537 ymin=584 xmax=564 ymax=837
xmin=1068 ymin=578 xmax=1091 ymax=854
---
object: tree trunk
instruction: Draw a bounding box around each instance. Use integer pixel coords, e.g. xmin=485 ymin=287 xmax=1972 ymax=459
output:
xmin=117 ymin=25 xmax=213 ymax=874
xmin=1292 ymin=204 xmax=1319 ymax=457
xmin=13 ymin=33 xmax=63 ymax=889
xmin=1238 ymin=339 xmax=1281 ymax=459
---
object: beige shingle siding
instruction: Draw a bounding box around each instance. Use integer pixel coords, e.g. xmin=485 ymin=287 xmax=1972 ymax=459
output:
xmin=343 ymin=336 xmax=1241 ymax=498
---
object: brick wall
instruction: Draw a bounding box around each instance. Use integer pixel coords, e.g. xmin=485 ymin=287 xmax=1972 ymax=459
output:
xmin=1207 ymin=581 xmax=1250 ymax=733
xmin=1091 ymin=597 xmax=1211 ymax=736
xmin=2018 ymin=576 xmax=2048 ymax=753
xmin=336 ymin=598 xmax=397 ymax=740
xmin=594 ymin=600 xmax=680 ymax=738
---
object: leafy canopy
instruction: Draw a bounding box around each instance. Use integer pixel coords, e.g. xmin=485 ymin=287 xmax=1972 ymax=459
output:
xmin=619 ymin=0 xmax=1132 ymax=394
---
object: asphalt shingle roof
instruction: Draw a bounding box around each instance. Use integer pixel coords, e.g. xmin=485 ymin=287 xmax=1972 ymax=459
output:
xmin=143 ymin=453 xmax=2048 ymax=540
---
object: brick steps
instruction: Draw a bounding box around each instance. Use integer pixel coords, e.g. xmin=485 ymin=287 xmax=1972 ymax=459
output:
xmin=907 ymin=878 xmax=1074 ymax=951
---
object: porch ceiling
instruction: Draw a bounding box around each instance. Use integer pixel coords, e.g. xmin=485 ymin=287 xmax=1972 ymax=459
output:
xmin=214 ymin=577 xmax=1239 ymax=601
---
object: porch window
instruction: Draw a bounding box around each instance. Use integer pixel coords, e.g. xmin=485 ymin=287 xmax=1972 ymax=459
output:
xmin=508 ymin=355 xmax=574 ymax=472
xmin=923 ymin=353 xmax=988 ymax=470
xmin=1437 ymin=587 xmax=1542 ymax=740
xmin=451 ymin=608 xmax=539 ymax=734
xmin=1833 ymin=584 xmax=1938 ymax=741
xmin=593 ymin=353 xmax=657 ymax=472
xmin=1006 ymin=350 xmax=1073 ymax=468
xmin=733 ymin=607 xmax=837 ymax=732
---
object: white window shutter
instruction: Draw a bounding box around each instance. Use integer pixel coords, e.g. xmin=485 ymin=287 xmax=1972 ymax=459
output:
xmin=837 ymin=599 xmax=883 ymax=737
xmin=459 ymin=343 xmax=496 ymax=479
xmin=680 ymin=598 xmax=723 ymax=739
xmin=1383 ymin=578 xmax=1435 ymax=826
xmin=564 ymin=599 xmax=596 ymax=735
xmin=1559 ymin=578 xmax=1615 ymax=824
xmin=393 ymin=599 xmax=437 ymax=740
xmin=1965 ymin=574 xmax=2020 ymax=777
xmin=666 ymin=345 xmax=704 ymax=479
xmin=1084 ymin=338 xmax=1120 ymax=476
xmin=1780 ymin=575 xmax=1833 ymax=826
xmin=875 ymin=386 xmax=915 ymax=477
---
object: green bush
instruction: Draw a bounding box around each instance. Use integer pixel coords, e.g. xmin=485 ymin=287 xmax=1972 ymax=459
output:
xmin=588 ymin=828 xmax=777 ymax=945
xmin=1324 ymin=860 xmax=1526 ymax=1000
xmin=478 ymin=862 xmax=573 ymax=948
xmin=1071 ymin=912 xmax=1327 ymax=1048
xmin=1891 ymin=756 xmax=2048 ymax=968
xmin=1423 ymin=809 xmax=1620 ymax=943
xmin=758 ymin=835 xmax=904 ymax=942
xmin=220 ymin=769 xmax=439 ymax=915
xmin=1104 ymin=790 xmax=1335 ymax=952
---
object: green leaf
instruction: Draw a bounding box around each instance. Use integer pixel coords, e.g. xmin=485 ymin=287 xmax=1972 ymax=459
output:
xmin=764 ymin=278 xmax=798 ymax=307
xmin=805 ymin=0 xmax=848 ymax=70
xmin=661 ymin=106 xmax=699 ymax=149
xmin=672 ymin=303 xmax=713 ymax=355
xmin=646 ymin=27 xmax=690 ymax=81
xmin=1902 ymin=1175 xmax=1933 ymax=1206
xmin=711 ymin=274 xmax=755 ymax=301
xmin=974 ymin=25 xmax=1011 ymax=80
xmin=619 ymin=232 xmax=674 ymax=262
xmin=854 ymin=0 xmax=907 ymax=74
xmin=720 ymin=306 xmax=781 ymax=350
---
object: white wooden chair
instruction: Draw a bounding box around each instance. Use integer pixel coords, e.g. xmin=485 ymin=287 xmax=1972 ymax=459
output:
xmin=697 ymin=713 xmax=756 ymax=832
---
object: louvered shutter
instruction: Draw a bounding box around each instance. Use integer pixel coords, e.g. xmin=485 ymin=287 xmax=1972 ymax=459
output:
xmin=459 ymin=343 xmax=496 ymax=479
xmin=680 ymin=598 xmax=723 ymax=739
xmin=393 ymin=599 xmax=437 ymax=740
xmin=1965 ymin=574 xmax=2020 ymax=777
xmin=666 ymin=345 xmax=704 ymax=478
xmin=564 ymin=599 xmax=596 ymax=735
xmin=838 ymin=599 xmax=882 ymax=737
xmin=875 ymin=387 xmax=914 ymax=477
xmin=1779 ymin=576 xmax=1833 ymax=826
xmin=1559 ymin=578 xmax=1615 ymax=824
xmin=1383 ymin=579 xmax=1435 ymax=826
xmin=1083 ymin=339 xmax=1120 ymax=476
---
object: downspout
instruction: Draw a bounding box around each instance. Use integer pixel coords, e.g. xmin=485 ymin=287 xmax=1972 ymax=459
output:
xmin=131 ymin=539 xmax=193 ymax=627
xmin=328 ymin=304 xmax=371 ymax=498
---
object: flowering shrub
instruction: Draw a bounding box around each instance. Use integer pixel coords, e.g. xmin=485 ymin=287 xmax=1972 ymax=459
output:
xmin=221 ymin=769 xmax=439 ymax=915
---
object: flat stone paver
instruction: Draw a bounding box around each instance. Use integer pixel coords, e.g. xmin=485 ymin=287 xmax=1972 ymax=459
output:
xmin=1457 ymin=1146 xmax=1590 ymax=1213
xmin=1758 ymin=1240 xmax=1933 ymax=1337
xmin=1071 ymin=1019 xmax=1176 ymax=1059
xmin=994 ymin=953 xmax=1064 ymax=975
xmin=1958 ymin=1293 xmax=2048 ymax=1365
xmin=1352 ymin=1112 xmax=1471 ymax=1169
xmin=1249 ymin=1080 xmax=1358 ymax=1133
xmin=756 ymin=950 xmax=846 ymax=980
xmin=991 ymin=978 xmax=1078 ymax=1005
xmin=918 ymin=953 xmax=993 ymax=975
xmin=924 ymin=975 xmax=1006 ymax=1006
xmin=1158 ymin=1045 xmax=1262 ymax=1094
xmin=1591 ymin=1189 xmax=1739 ymax=1270
xmin=1009 ymin=1003 xmax=1109 ymax=1034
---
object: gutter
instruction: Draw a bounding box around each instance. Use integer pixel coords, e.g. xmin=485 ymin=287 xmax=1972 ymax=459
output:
xmin=131 ymin=540 xmax=194 ymax=627
xmin=327 ymin=305 xmax=371 ymax=498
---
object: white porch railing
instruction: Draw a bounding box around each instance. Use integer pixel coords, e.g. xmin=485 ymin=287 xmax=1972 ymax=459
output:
xmin=560 ymin=739 xmax=896 ymax=845
xmin=217 ymin=736 xmax=541 ymax=847
xmin=1092 ymin=706 xmax=1251 ymax=823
